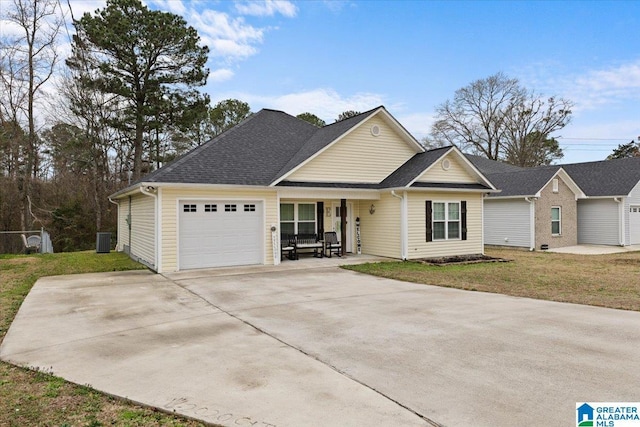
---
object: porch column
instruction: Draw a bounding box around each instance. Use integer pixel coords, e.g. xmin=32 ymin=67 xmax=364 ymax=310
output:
xmin=341 ymin=198 xmax=347 ymax=255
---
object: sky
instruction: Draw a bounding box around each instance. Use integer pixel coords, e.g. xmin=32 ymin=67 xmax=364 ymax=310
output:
xmin=6 ymin=0 xmax=640 ymax=164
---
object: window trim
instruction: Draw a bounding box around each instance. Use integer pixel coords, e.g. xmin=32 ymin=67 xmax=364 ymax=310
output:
xmin=280 ymin=202 xmax=317 ymax=236
xmin=430 ymin=201 xmax=461 ymax=241
xmin=551 ymin=206 xmax=562 ymax=236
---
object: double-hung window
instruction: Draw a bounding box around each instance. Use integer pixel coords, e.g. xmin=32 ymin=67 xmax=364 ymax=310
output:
xmin=280 ymin=203 xmax=316 ymax=236
xmin=427 ymin=200 xmax=466 ymax=241
xmin=551 ymin=207 xmax=561 ymax=235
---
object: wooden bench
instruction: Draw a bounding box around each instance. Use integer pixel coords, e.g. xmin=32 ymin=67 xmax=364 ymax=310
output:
xmin=294 ymin=233 xmax=324 ymax=258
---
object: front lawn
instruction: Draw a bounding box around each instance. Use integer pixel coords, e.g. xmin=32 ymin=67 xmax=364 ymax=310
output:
xmin=344 ymin=248 xmax=640 ymax=311
xmin=0 ymin=251 xmax=207 ymax=427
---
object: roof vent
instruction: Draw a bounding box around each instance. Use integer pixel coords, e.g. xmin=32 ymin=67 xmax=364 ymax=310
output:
xmin=442 ymin=159 xmax=451 ymax=170
xmin=371 ymin=125 xmax=381 ymax=136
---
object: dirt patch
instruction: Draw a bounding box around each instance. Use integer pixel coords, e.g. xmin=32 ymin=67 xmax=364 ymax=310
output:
xmin=415 ymin=254 xmax=511 ymax=266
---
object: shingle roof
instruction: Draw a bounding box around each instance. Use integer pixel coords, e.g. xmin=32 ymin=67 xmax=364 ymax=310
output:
xmin=465 ymin=154 xmax=524 ymax=175
xmin=562 ymin=156 xmax=640 ymax=196
xmin=379 ymin=146 xmax=453 ymax=188
xmin=135 ymin=109 xmax=318 ymax=186
xmin=483 ymin=166 xmax=562 ymax=197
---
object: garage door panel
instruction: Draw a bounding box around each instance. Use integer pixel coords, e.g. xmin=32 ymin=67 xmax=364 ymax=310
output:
xmin=179 ymin=201 xmax=263 ymax=270
xmin=631 ymin=206 xmax=640 ymax=245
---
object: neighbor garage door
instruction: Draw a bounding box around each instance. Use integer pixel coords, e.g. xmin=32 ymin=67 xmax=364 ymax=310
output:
xmin=179 ymin=200 xmax=263 ymax=270
xmin=631 ymin=206 xmax=640 ymax=245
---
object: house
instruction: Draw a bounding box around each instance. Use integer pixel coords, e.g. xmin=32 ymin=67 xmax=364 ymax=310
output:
xmin=109 ymin=106 xmax=498 ymax=272
xmin=468 ymin=155 xmax=640 ymax=250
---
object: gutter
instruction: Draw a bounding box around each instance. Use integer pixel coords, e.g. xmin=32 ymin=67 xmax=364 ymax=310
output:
xmin=524 ymin=197 xmax=537 ymax=251
xmin=391 ymin=190 xmax=408 ymax=260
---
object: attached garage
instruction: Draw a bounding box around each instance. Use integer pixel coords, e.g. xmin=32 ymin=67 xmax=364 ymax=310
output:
xmin=178 ymin=200 xmax=264 ymax=270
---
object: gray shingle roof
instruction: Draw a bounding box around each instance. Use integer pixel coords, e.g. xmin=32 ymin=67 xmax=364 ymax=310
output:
xmin=379 ymin=146 xmax=453 ymax=188
xmin=562 ymin=157 xmax=640 ymax=196
xmin=483 ymin=166 xmax=562 ymax=197
xmin=465 ymin=154 xmax=524 ymax=175
xmin=136 ymin=109 xmax=318 ymax=186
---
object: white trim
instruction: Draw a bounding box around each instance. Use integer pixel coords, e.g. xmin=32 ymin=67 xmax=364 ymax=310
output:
xmin=525 ymin=197 xmax=536 ymax=251
xmin=551 ymin=206 xmax=562 ymax=236
xmin=431 ymin=200 xmax=462 ymax=241
xmin=275 ymin=192 xmax=281 ymax=265
xmin=271 ymin=107 xmax=424 ymax=186
xmin=390 ymin=190 xmax=407 ymax=259
xmin=615 ymin=197 xmax=626 ymax=246
xmin=277 ymin=187 xmax=381 ymax=200
xmin=157 ymin=187 xmax=163 ymax=273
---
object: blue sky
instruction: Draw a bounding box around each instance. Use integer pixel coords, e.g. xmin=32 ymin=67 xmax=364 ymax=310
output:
xmin=62 ymin=1 xmax=640 ymax=163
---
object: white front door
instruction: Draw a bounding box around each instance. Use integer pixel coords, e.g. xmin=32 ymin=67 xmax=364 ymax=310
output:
xmin=631 ymin=206 xmax=640 ymax=244
xmin=332 ymin=202 xmax=353 ymax=252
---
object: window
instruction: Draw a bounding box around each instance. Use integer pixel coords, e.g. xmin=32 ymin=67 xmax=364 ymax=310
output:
xmin=551 ymin=207 xmax=561 ymax=235
xmin=204 ymin=204 xmax=217 ymax=212
xmin=426 ymin=201 xmax=466 ymax=241
xmin=183 ymin=204 xmax=196 ymax=212
xmin=225 ymin=204 xmax=237 ymax=212
xmin=280 ymin=202 xmax=316 ymax=237
xmin=432 ymin=202 xmax=460 ymax=240
xmin=244 ymin=204 xmax=256 ymax=212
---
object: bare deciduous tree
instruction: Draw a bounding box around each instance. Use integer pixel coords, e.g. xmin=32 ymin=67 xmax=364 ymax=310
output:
xmin=430 ymin=72 xmax=572 ymax=166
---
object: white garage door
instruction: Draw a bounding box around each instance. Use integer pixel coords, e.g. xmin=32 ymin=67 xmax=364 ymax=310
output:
xmin=179 ymin=201 xmax=263 ymax=270
xmin=631 ymin=206 xmax=640 ymax=245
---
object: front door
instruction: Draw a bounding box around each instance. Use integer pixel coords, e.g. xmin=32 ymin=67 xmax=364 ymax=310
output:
xmin=332 ymin=202 xmax=353 ymax=252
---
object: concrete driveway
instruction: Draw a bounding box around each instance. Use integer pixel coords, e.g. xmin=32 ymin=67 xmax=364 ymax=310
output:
xmin=2 ymin=267 xmax=640 ymax=426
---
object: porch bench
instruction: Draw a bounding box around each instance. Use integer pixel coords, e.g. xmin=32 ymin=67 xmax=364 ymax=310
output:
xmin=281 ymin=234 xmax=297 ymax=261
xmin=295 ymin=234 xmax=324 ymax=258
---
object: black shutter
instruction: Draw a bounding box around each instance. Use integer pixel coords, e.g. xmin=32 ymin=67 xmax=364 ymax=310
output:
xmin=316 ymin=202 xmax=324 ymax=237
xmin=461 ymin=200 xmax=467 ymax=241
xmin=425 ymin=200 xmax=432 ymax=242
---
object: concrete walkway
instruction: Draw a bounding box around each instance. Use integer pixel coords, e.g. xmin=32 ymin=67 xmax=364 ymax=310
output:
xmin=2 ymin=266 xmax=640 ymax=426
xmin=546 ymin=244 xmax=640 ymax=254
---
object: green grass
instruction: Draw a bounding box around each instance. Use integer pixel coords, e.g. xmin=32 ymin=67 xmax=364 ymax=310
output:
xmin=0 ymin=251 xmax=209 ymax=427
xmin=344 ymin=248 xmax=640 ymax=311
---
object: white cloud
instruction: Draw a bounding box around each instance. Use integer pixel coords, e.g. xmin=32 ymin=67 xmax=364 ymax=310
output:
xmin=66 ymin=0 xmax=107 ymax=19
xmin=235 ymin=0 xmax=297 ymax=18
xmin=209 ymin=68 xmax=234 ymax=82
xmin=396 ymin=112 xmax=436 ymax=141
xmin=146 ymin=0 xmax=187 ymax=15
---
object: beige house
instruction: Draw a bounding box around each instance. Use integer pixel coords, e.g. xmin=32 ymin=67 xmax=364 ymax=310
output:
xmin=109 ymin=106 xmax=498 ymax=272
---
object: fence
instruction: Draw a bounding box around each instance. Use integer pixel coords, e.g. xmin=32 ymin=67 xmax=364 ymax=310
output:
xmin=0 ymin=228 xmax=54 ymax=255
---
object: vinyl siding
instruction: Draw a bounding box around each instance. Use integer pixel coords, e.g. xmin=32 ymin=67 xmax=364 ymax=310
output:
xmin=116 ymin=197 xmax=130 ymax=252
xmin=577 ymin=199 xmax=620 ymax=245
xmin=484 ymin=199 xmax=532 ymax=248
xmin=129 ymin=193 xmax=156 ymax=269
xmin=359 ymin=193 xmax=401 ymax=258
xmin=407 ymin=192 xmax=484 ymax=258
xmin=286 ymin=116 xmax=418 ymax=183
xmin=415 ymin=152 xmax=476 ymax=183
xmin=161 ymin=187 xmax=278 ymax=272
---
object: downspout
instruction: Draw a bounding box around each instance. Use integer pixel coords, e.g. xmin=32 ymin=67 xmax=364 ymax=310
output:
xmin=525 ymin=197 xmax=536 ymax=251
xmin=139 ymin=186 xmax=159 ymax=271
xmin=108 ymin=197 xmax=119 ymax=251
xmin=391 ymin=190 xmax=407 ymax=260
xmin=614 ymin=197 xmax=625 ymax=246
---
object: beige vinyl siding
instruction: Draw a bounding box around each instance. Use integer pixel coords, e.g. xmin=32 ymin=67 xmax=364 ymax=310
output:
xmin=359 ymin=193 xmax=401 ymax=258
xmin=129 ymin=193 xmax=156 ymax=269
xmin=116 ymin=197 xmax=130 ymax=252
xmin=161 ymin=187 xmax=278 ymax=272
xmin=287 ymin=116 xmax=418 ymax=183
xmin=407 ymin=192 xmax=483 ymax=258
xmin=415 ymin=152 xmax=475 ymax=183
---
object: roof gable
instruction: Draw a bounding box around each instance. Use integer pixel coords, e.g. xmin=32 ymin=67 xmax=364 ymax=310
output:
xmin=272 ymin=107 xmax=423 ymax=184
xmin=562 ymin=157 xmax=640 ymax=196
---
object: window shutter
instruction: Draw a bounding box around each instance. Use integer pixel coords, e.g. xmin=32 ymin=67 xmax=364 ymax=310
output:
xmin=317 ymin=202 xmax=324 ymax=237
xmin=425 ymin=200 xmax=432 ymax=242
xmin=461 ymin=200 xmax=467 ymax=241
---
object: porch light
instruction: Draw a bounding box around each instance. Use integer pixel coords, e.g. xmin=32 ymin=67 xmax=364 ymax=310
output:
xmin=369 ymin=204 xmax=376 ymax=215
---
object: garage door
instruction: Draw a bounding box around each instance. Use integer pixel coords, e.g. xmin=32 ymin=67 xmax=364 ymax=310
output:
xmin=179 ymin=201 xmax=263 ymax=270
xmin=631 ymin=206 xmax=640 ymax=245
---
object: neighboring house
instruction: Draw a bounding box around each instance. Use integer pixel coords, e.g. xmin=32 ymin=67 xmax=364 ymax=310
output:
xmin=468 ymin=155 xmax=640 ymax=250
xmin=109 ymin=106 xmax=498 ymax=272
